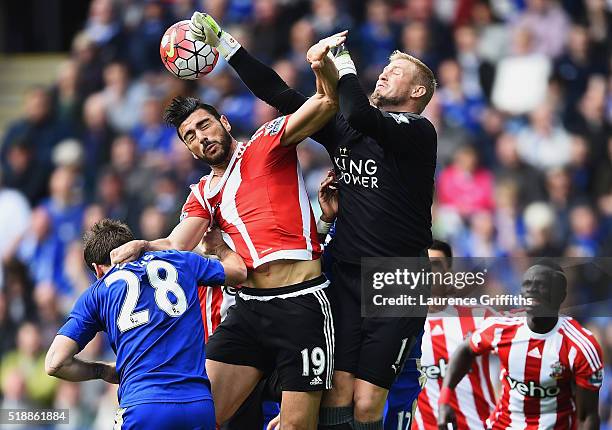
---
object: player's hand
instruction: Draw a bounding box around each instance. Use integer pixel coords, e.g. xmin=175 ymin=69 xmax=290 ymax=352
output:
xmin=307 ymin=30 xmax=348 ymax=69
xmin=201 ymin=227 xmax=226 ymax=256
xmin=189 ymin=12 xmax=222 ymax=46
xmin=101 ymin=362 xmax=119 ymax=384
xmin=110 ymin=240 xmax=147 ymax=265
xmin=266 ymin=413 xmax=280 ymax=430
xmin=438 ymin=403 xmax=457 ymax=430
xmin=319 ymin=170 xmax=338 ymax=222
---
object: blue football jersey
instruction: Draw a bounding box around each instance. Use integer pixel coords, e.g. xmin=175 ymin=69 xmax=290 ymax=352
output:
xmin=58 ymin=250 xmax=225 ymax=407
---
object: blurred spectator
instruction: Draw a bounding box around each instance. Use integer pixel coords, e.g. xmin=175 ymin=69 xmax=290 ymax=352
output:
xmin=512 ymin=0 xmax=570 ymax=58
xmin=248 ymin=0 xmax=290 ymax=62
xmin=1 ymin=371 xmax=32 ymax=412
xmin=71 ymin=32 xmax=105 ymax=99
xmin=437 ymin=145 xmax=495 ymax=217
xmin=99 ymin=62 xmax=147 ymax=133
xmin=80 ymin=94 xmax=114 ymax=193
xmin=109 ymin=134 xmax=154 ymax=199
xmin=309 ymin=0 xmax=353 ymax=41
xmin=131 ymin=96 xmax=176 ymax=160
xmin=51 ymin=60 xmax=83 ymax=125
xmin=1 ymin=87 xmax=73 ymax=169
xmin=456 ymin=211 xmax=503 ymax=257
xmin=1 ymin=137 xmax=49 ymax=205
xmin=287 ymin=20 xmax=317 ymax=95
xmin=435 ymin=59 xmax=486 ymax=135
xmin=1 ymin=260 xmax=36 ymax=327
xmin=139 ymin=206 xmax=170 ymax=241
xmin=523 ymin=201 xmax=564 ymax=256
xmin=54 ymin=381 xmax=93 ymax=429
xmin=84 ymin=0 xmax=126 ymax=65
xmin=0 ymin=169 xmax=32 ymax=269
xmin=494 ymin=133 xmax=546 ymax=207
xmin=13 ymin=207 xmax=65 ymax=294
xmin=358 ymin=0 xmax=397 ymax=84
xmin=95 ymin=168 xmax=140 ymax=229
xmin=0 ymin=293 xmax=17 ymax=356
xmin=453 ymin=25 xmax=494 ymax=100
xmin=566 ymin=203 xmax=602 ymax=257
xmin=127 ymin=0 xmax=171 ymax=76
xmin=399 ymin=22 xmax=441 ymax=78
xmin=515 ymin=103 xmax=571 ymax=170
xmin=471 ymin=0 xmax=510 ymax=63
xmin=33 ymin=282 xmax=64 ymax=347
xmin=0 ymin=322 xmax=57 ymax=406
xmin=491 ymin=28 xmax=552 ymax=114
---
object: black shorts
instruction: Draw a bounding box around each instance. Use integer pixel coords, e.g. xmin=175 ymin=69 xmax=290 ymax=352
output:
xmin=329 ymin=261 xmax=426 ymax=389
xmin=206 ymin=275 xmax=334 ymax=392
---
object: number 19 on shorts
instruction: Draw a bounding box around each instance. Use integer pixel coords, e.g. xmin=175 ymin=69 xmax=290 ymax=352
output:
xmin=301 ymin=347 xmax=326 ymax=376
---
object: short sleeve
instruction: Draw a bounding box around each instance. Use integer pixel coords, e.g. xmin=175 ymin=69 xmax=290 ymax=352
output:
xmin=248 ymin=115 xmax=291 ymax=155
xmin=469 ymin=318 xmax=503 ymax=356
xmin=183 ymin=252 xmax=226 ymax=286
xmin=180 ymin=184 xmax=211 ymax=222
xmin=57 ymin=288 xmax=103 ymax=351
xmin=571 ymin=331 xmax=604 ymax=391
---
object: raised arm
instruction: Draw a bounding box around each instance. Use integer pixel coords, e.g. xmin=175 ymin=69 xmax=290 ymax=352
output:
xmin=280 ymin=38 xmax=341 ymax=147
xmin=199 ymin=227 xmax=247 ymax=286
xmin=111 ymin=217 xmax=210 ymax=265
xmin=190 ymin=12 xmax=306 ymax=114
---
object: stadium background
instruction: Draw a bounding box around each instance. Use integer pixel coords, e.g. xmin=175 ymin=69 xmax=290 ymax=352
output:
xmin=0 ymin=0 xmax=610 ymax=428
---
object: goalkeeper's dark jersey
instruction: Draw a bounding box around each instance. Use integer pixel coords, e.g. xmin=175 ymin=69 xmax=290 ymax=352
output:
xmin=229 ymin=49 xmax=437 ymax=264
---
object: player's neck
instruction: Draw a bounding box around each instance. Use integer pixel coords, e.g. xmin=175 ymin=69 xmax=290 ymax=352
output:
xmin=526 ymin=315 xmax=559 ymax=334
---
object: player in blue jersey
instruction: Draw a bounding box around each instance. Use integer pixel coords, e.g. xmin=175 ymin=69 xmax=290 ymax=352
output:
xmin=45 ymin=219 xmax=247 ymax=429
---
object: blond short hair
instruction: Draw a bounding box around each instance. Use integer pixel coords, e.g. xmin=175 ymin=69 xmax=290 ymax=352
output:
xmin=389 ymin=50 xmax=436 ymax=113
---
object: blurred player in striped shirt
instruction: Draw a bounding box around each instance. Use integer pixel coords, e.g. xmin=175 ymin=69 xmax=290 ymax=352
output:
xmin=411 ymin=240 xmax=498 ymax=430
xmin=439 ymin=260 xmax=603 ymax=430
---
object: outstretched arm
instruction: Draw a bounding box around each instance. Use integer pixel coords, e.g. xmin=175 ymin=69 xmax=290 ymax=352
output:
xmin=280 ymin=38 xmax=340 ymax=147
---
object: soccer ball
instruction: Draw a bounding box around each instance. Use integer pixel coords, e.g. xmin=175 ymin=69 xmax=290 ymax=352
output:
xmin=160 ymin=20 xmax=219 ymax=80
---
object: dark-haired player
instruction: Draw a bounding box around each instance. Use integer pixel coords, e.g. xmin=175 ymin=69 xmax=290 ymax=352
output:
xmin=189 ymin=12 xmax=437 ymax=430
xmin=439 ymin=261 xmax=603 ymax=430
xmin=110 ymin=41 xmax=341 ymax=429
xmin=412 ymin=241 xmax=498 ymax=430
xmin=45 ymin=219 xmax=246 ymax=429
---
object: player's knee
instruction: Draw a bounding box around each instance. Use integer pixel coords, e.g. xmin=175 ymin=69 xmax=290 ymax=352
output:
xmin=322 ymin=372 xmax=354 ymax=407
xmin=353 ymin=392 xmax=385 ymax=422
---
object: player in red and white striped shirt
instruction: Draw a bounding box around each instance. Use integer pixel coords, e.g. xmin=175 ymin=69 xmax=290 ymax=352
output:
xmin=439 ymin=260 xmax=603 ymax=430
xmin=413 ymin=241 xmax=498 ymax=430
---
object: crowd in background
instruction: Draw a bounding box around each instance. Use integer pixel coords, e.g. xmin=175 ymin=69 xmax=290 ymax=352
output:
xmin=0 ymin=0 xmax=610 ymax=428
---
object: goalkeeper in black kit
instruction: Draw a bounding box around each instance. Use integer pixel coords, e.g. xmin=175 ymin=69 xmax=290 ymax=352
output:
xmin=189 ymin=12 xmax=437 ymax=430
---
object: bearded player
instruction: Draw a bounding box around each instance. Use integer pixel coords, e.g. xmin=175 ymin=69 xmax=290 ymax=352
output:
xmin=439 ymin=261 xmax=603 ymax=430
xmin=189 ymin=12 xmax=436 ymax=430
xmin=111 ymin=40 xmax=341 ymax=429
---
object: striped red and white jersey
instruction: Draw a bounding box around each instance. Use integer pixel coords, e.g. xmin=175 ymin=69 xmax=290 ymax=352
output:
xmin=181 ymin=115 xmax=322 ymax=269
xmin=469 ymin=315 xmax=604 ymax=430
xmin=197 ymin=285 xmax=237 ymax=342
xmin=414 ymin=305 xmax=498 ymax=430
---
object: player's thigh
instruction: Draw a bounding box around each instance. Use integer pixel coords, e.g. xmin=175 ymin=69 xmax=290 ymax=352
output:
xmin=220 ymin=378 xmax=266 ymax=430
xmin=206 ymin=360 xmax=263 ymax=424
xmin=356 ymin=316 xmax=426 ymax=390
xmin=329 ymin=262 xmax=362 ymax=376
xmin=268 ymin=289 xmax=334 ymax=393
xmin=114 ymin=400 xmax=215 ymax=430
xmin=280 ymin=390 xmax=323 ymax=430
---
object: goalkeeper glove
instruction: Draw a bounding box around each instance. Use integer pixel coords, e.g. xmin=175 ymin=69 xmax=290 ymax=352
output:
xmin=330 ymin=43 xmax=356 ymax=78
xmin=189 ymin=12 xmax=241 ymax=60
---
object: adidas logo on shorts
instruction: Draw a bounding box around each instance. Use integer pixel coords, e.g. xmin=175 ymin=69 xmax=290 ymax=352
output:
xmin=310 ymin=376 xmax=323 ymax=386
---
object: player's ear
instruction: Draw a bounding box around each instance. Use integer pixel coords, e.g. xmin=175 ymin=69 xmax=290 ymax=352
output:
xmin=219 ymin=115 xmax=232 ymax=133
xmin=93 ymin=263 xmax=105 ymax=279
xmin=411 ymin=85 xmax=426 ymax=99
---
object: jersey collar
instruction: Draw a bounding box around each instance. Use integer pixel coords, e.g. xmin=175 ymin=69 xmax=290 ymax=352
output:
xmin=204 ymin=141 xmax=244 ymax=198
